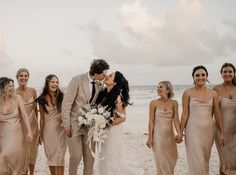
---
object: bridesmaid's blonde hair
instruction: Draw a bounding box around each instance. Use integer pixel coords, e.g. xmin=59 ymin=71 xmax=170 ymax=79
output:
xmin=159 ymin=81 xmax=174 ymax=98
xmin=16 ymin=68 xmax=30 ymax=78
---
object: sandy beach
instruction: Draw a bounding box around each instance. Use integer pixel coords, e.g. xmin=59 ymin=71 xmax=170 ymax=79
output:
xmin=35 ymin=132 xmax=220 ymax=175
xmin=34 ymin=105 xmax=220 ymax=175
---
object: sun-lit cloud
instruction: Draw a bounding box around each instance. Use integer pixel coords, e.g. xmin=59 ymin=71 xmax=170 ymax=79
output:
xmin=86 ymin=0 xmax=236 ymax=66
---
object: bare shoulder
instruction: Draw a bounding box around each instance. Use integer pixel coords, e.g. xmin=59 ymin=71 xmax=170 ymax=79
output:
xmin=183 ymin=88 xmax=192 ymax=97
xmin=213 ymin=84 xmax=222 ymax=92
xmin=211 ymin=89 xmax=218 ymax=97
xmin=171 ymin=99 xmax=178 ymax=107
xmin=28 ymin=87 xmax=37 ymax=95
xmin=207 ymin=87 xmax=218 ymax=98
xmin=14 ymin=94 xmax=22 ymax=103
xmin=149 ymin=99 xmax=158 ymax=106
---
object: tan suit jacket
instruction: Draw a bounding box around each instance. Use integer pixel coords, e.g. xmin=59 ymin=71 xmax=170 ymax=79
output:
xmin=62 ymin=73 xmax=102 ymax=134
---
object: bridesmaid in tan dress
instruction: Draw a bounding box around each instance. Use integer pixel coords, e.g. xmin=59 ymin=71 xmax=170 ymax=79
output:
xmin=0 ymin=77 xmax=33 ymax=175
xmin=214 ymin=63 xmax=236 ymax=175
xmin=180 ymin=65 xmax=225 ymax=175
xmin=37 ymin=74 xmax=66 ymax=175
xmin=146 ymin=81 xmax=181 ymax=175
xmin=16 ymin=68 xmax=39 ymax=175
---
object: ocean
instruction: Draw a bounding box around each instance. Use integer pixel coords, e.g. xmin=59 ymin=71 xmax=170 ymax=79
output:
xmin=126 ymin=85 xmax=192 ymax=134
xmin=36 ymin=85 xmax=193 ymax=134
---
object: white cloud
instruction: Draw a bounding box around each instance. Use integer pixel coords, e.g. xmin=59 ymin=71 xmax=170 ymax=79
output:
xmin=119 ymin=1 xmax=161 ymax=36
xmin=223 ymin=19 xmax=236 ymax=34
xmin=86 ymin=0 xmax=236 ymax=67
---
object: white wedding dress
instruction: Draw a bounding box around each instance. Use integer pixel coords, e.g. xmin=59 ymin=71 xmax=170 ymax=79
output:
xmin=96 ymin=123 xmax=144 ymax=175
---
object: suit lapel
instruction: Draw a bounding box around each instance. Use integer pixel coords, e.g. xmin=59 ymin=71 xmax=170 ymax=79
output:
xmin=81 ymin=73 xmax=90 ymax=102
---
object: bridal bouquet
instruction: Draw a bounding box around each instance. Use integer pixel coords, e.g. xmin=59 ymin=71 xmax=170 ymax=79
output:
xmin=77 ymin=105 xmax=111 ymax=159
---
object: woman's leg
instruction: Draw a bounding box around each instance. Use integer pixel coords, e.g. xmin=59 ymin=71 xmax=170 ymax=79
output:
xmin=29 ymin=164 xmax=35 ymax=175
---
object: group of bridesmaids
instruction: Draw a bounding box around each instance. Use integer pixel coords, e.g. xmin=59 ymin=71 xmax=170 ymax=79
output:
xmin=0 ymin=62 xmax=235 ymax=175
xmin=0 ymin=69 xmax=66 ymax=175
xmin=147 ymin=63 xmax=236 ymax=175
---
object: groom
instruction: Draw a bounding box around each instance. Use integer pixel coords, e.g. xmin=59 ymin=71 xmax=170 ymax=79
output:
xmin=62 ymin=59 xmax=109 ymax=175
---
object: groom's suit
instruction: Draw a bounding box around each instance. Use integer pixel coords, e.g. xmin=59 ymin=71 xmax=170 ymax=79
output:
xmin=62 ymin=73 xmax=102 ymax=175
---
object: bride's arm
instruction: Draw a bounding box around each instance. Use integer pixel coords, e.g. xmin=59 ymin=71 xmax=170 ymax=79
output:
xmin=111 ymin=96 xmax=126 ymax=126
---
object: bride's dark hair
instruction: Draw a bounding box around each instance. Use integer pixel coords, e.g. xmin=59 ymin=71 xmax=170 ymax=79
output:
xmin=96 ymin=71 xmax=130 ymax=112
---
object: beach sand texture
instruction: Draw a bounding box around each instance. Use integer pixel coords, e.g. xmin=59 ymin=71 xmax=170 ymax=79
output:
xmin=35 ymin=101 xmax=220 ymax=175
xmin=35 ymin=132 xmax=220 ymax=175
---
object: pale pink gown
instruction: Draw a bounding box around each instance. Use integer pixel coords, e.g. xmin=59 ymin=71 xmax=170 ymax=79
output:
xmin=185 ymin=97 xmax=214 ymax=175
xmin=22 ymin=97 xmax=39 ymax=164
xmin=0 ymin=103 xmax=27 ymax=175
xmin=215 ymin=97 xmax=236 ymax=174
xmin=42 ymin=106 xmax=67 ymax=166
xmin=152 ymin=109 xmax=178 ymax=175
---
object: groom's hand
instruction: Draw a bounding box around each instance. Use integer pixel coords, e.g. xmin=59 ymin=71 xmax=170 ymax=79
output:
xmin=64 ymin=127 xmax=72 ymax=137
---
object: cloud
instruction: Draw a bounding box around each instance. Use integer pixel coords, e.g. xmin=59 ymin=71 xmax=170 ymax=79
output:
xmin=223 ymin=19 xmax=236 ymax=33
xmin=0 ymin=33 xmax=11 ymax=68
xmin=85 ymin=0 xmax=236 ymax=66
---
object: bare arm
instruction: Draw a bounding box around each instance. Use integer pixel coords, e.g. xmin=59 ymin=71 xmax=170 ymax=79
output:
xmin=146 ymin=100 xmax=156 ymax=148
xmin=17 ymin=95 xmax=33 ymax=142
xmin=180 ymin=91 xmax=190 ymax=134
xmin=173 ymin=100 xmax=181 ymax=135
xmin=111 ymin=96 xmax=126 ymax=126
xmin=213 ymin=91 xmax=224 ymax=145
xmin=38 ymin=104 xmax=44 ymax=144
xmin=32 ymin=88 xmax=38 ymax=119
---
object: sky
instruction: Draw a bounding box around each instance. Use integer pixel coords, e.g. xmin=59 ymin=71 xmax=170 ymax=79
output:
xmin=0 ymin=0 xmax=236 ymax=87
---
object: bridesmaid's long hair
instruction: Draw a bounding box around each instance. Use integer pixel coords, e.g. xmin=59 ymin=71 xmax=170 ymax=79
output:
xmin=220 ymin=63 xmax=236 ymax=86
xmin=37 ymin=74 xmax=64 ymax=114
xmin=0 ymin=77 xmax=10 ymax=100
xmin=96 ymin=71 xmax=130 ymax=113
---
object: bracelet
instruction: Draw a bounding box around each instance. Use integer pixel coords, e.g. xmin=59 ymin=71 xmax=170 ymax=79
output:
xmin=115 ymin=111 xmax=126 ymax=118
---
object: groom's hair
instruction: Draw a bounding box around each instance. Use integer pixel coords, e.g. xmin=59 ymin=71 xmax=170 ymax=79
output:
xmin=89 ymin=59 xmax=110 ymax=76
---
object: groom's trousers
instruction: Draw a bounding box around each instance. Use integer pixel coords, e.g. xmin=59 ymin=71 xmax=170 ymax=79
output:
xmin=68 ymin=127 xmax=94 ymax=175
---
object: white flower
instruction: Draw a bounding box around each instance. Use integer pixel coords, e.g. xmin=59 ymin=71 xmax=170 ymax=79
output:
xmin=98 ymin=107 xmax=105 ymax=114
xmin=77 ymin=104 xmax=111 ymax=157
xmin=91 ymin=108 xmax=97 ymax=114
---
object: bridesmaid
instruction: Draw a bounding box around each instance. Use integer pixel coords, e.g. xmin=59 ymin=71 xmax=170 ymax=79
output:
xmin=180 ymin=65 xmax=225 ymax=175
xmin=146 ymin=81 xmax=181 ymax=175
xmin=37 ymin=74 xmax=66 ymax=175
xmin=0 ymin=77 xmax=32 ymax=175
xmin=15 ymin=68 xmax=39 ymax=175
xmin=214 ymin=63 xmax=236 ymax=175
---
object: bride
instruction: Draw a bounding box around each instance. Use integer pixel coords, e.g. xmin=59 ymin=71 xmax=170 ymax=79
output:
xmin=95 ymin=71 xmax=143 ymax=175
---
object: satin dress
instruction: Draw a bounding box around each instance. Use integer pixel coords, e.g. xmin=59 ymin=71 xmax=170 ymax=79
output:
xmin=0 ymin=103 xmax=27 ymax=174
xmin=185 ymin=97 xmax=214 ymax=175
xmin=215 ymin=97 xmax=236 ymax=174
xmin=22 ymin=97 xmax=39 ymax=164
xmin=42 ymin=106 xmax=67 ymax=166
xmin=152 ymin=109 xmax=178 ymax=175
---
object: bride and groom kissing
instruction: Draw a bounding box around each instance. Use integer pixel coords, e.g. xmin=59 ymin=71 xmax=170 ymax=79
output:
xmin=61 ymin=59 xmax=142 ymax=175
